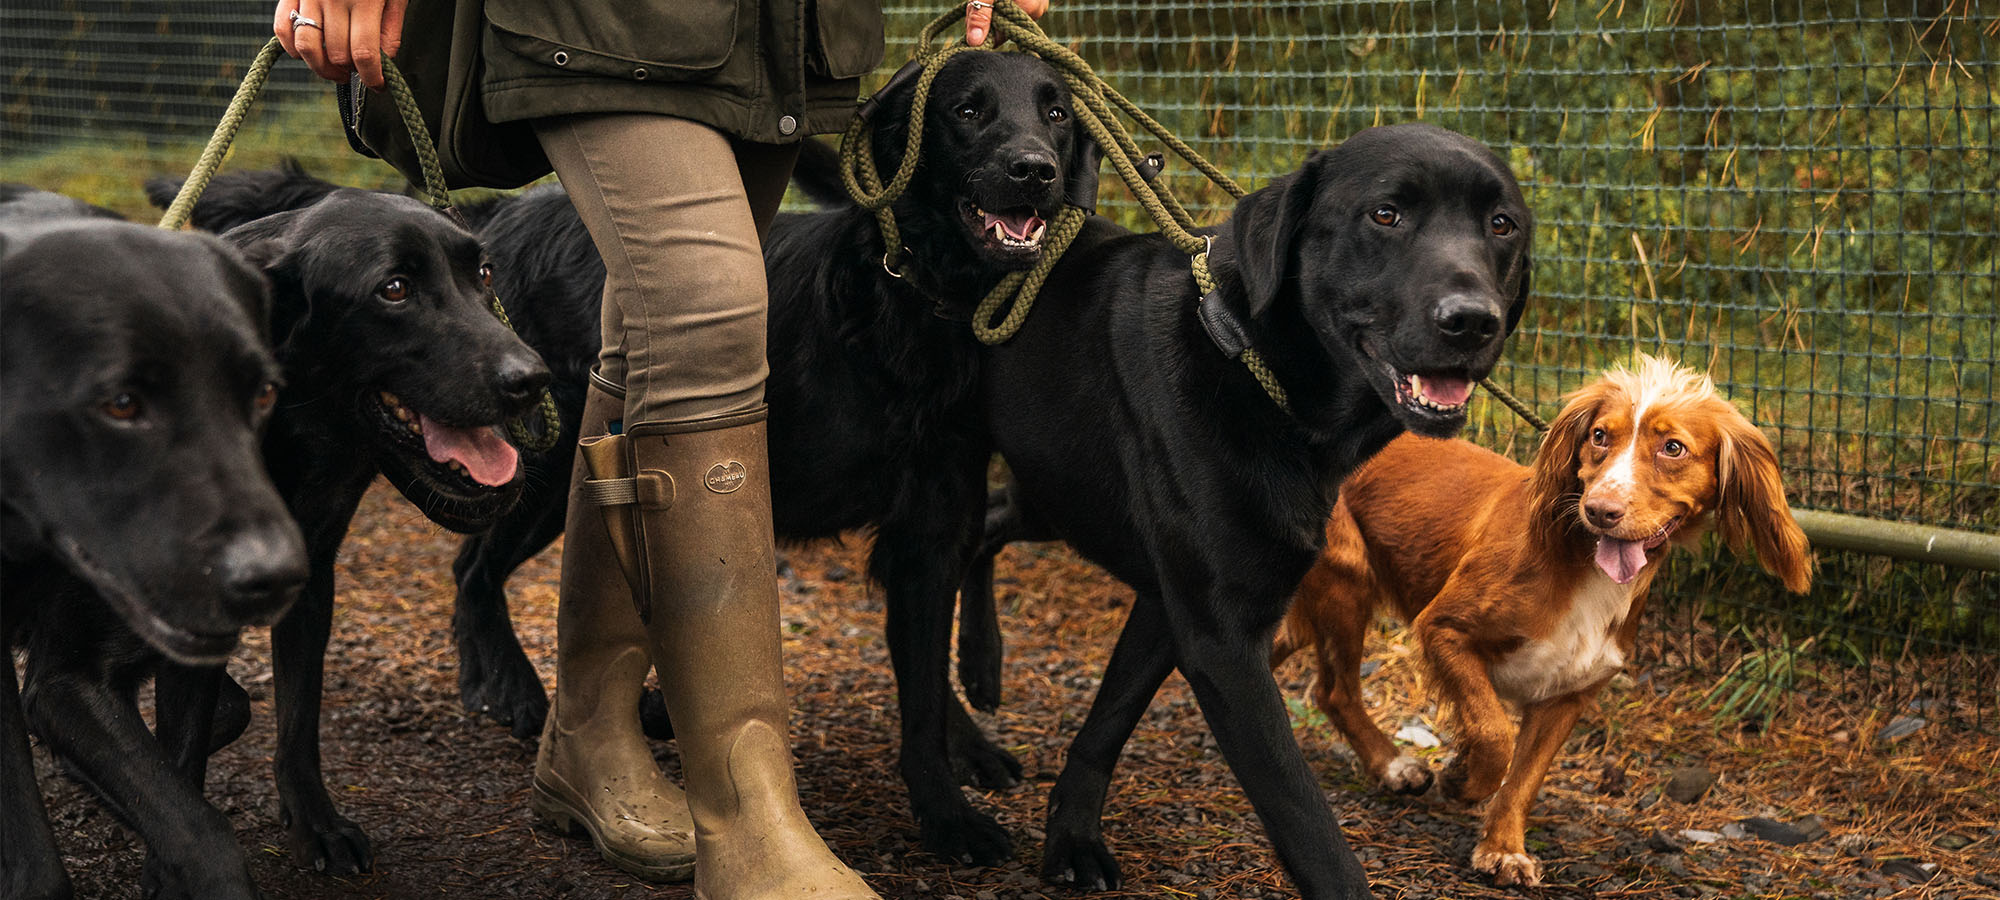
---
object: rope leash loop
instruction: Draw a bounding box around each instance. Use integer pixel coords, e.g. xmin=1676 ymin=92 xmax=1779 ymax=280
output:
xmin=159 ymin=37 xmax=560 ymax=453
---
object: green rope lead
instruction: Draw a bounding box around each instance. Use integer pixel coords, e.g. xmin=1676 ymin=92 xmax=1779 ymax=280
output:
xmin=158 ymin=38 xmax=559 ymax=453
xmin=158 ymin=37 xmax=284 ymax=232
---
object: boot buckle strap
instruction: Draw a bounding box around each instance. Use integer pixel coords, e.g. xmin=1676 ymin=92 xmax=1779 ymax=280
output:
xmin=581 ymin=471 xmax=674 ymax=508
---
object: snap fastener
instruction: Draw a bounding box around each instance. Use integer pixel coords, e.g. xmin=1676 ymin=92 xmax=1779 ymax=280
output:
xmin=632 ymin=67 xmax=648 ymax=80
xmin=552 ymin=50 xmax=569 ymax=66
xmin=778 ymin=115 xmax=798 ymax=135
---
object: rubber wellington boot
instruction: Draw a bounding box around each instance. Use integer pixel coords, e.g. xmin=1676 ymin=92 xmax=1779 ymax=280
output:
xmin=613 ymin=408 xmax=878 ymax=900
xmin=530 ymin=382 xmax=697 ymax=882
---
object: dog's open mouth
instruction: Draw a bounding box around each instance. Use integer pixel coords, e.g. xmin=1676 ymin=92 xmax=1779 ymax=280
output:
xmin=1357 ymin=339 xmax=1482 ymax=436
xmin=373 ymin=390 xmax=520 ymax=495
xmin=1393 ymin=372 xmax=1475 ymax=415
xmin=962 ymin=202 xmax=1049 ymax=254
xmin=1592 ymin=516 xmax=1679 ymax=585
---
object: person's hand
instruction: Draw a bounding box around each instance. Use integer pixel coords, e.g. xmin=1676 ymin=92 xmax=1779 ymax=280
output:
xmin=966 ymin=0 xmax=1049 ymax=47
xmin=275 ymin=0 xmax=408 ymax=90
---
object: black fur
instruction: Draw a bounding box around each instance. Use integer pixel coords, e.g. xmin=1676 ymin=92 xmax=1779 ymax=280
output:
xmin=1 ymin=198 xmax=305 ymax=900
xmin=129 ymin=184 xmax=552 ymax=879
xmin=972 ymin=123 xmax=1532 ymax=897
xmin=441 ymin=50 xmax=1095 ymax=864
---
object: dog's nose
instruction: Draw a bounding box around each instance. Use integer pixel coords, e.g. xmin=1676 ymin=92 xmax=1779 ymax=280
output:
xmin=494 ymin=353 xmax=552 ymax=412
xmin=1008 ymin=153 xmax=1058 ymax=185
xmin=1432 ymin=294 xmax=1503 ymax=351
xmin=1584 ymin=498 xmax=1626 ymax=530
xmin=217 ymin=526 xmax=307 ymax=622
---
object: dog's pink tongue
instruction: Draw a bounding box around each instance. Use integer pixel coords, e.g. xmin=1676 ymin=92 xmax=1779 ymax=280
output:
xmin=420 ymin=416 xmax=519 ymax=486
xmin=1594 ymin=536 xmax=1647 ymax=584
xmin=982 ymin=210 xmax=1046 ymax=240
xmin=1419 ymin=375 xmax=1475 ymax=406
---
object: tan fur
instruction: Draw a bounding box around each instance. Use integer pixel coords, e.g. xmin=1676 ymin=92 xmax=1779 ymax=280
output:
xmin=1273 ymin=355 xmax=1814 ymax=886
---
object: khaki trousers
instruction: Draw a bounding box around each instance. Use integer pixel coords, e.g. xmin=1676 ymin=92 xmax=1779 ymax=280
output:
xmin=533 ymin=114 xmax=797 ymax=424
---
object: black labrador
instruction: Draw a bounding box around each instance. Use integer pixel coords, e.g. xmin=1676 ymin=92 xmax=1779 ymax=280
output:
xmin=175 ymin=50 xmax=1098 ymax=866
xmin=972 ymin=123 xmax=1533 ymax=896
xmin=122 ymin=184 xmax=551 ymax=878
xmin=1 ymin=194 xmax=306 ymax=900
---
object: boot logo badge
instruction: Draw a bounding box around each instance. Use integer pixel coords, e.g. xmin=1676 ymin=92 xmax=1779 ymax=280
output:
xmin=704 ymin=460 xmax=747 ymax=493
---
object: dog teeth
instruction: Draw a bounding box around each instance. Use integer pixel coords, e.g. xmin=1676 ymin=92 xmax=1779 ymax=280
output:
xmin=1402 ymin=374 xmax=1466 ymax=413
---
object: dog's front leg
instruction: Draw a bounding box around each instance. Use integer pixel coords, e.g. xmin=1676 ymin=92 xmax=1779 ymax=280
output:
xmin=1413 ymin=613 xmax=1516 ymax=806
xmin=271 ymin=568 xmax=372 ymax=875
xmin=1471 ymin=687 xmax=1597 ymax=887
xmin=1040 ymin=592 xmax=1175 ymax=891
xmin=875 ymin=505 xmax=1016 ymax=865
xmin=1165 ymin=592 xmax=1375 ymax=900
xmin=449 ymin=486 xmax=564 ymax=739
xmin=22 ymin=651 xmax=258 ymax=899
xmin=1 ymin=659 xmax=72 ymax=900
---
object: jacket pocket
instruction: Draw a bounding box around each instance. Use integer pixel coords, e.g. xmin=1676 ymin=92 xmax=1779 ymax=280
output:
xmin=486 ymin=0 xmax=741 ymax=78
xmin=812 ymin=0 xmax=885 ymax=80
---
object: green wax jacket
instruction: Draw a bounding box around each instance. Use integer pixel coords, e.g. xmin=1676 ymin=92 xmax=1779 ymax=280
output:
xmin=480 ymin=0 xmax=885 ymax=143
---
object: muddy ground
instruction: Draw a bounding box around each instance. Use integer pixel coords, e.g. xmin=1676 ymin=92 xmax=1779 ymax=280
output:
xmin=30 ymin=481 xmax=2000 ymax=899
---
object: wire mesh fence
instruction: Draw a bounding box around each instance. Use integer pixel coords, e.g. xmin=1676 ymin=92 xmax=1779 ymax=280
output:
xmin=3 ymin=0 xmax=1994 ymax=730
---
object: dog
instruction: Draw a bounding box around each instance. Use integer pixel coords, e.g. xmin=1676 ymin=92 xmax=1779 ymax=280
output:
xmin=966 ymin=123 xmax=1532 ymax=897
xmin=188 ymin=49 xmax=1100 ymax=865
xmin=125 ymin=181 xmax=551 ymax=878
xmin=1272 ymin=355 xmax=1812 ymax=887
xmin=2 ymin=193 xmax=307 ymax=900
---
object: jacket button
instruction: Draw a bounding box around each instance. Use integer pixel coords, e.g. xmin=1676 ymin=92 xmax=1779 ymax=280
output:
xmin=778 ymin=115 xmax=798 ymax=135
xmin=553 ymin=51 xmax=569 ymax=66
xmin=632 ymin=67 xmax=648 ymax=80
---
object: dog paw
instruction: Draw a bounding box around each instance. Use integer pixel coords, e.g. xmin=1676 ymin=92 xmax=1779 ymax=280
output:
xmin=1039 ymin=829 xmax=1121 ymax=891
xmin=283 ymin=808 xmax=373 ymax=875
xmin=457 ymin=649 xmax=548 ymax=740
xmin=961 ymin=667 xmax=1002 ymax=714
xmin=1440 ymin=754 xmax=1502 ymax=807
xmin=1472 ymin=846 xmax=1543 ymax=887
xmin=1378 ymin=755 xmax=1434 ymax=795
xmin=917 ymin=804 xmax=1014 ymax=866
xmin=947 ymin=715 xmax=1022 ymax=790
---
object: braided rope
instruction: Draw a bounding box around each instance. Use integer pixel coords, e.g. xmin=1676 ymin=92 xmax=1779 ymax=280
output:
xmin=158 ymin=38 xmax=559 ymax=453
xmin=158 ymin=38 xmax=284 ymax=231
xmin=1478 ymin=377 xmax=1550 ymax=433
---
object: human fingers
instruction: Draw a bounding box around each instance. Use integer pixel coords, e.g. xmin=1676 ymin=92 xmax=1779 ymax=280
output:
xmin=965 ymin=0 xmax=992 ymax=46
xmin=319 ymin=1 xmax=355 ymax=82
xmin=349 ymin=2 xmax=384 ymax=89
xmin=292 ymin=0 xmax=340 ymax=80
xmin=381 ymin=0 xmax=408 ymax=60
xmin=274 ymin=0 xmax=302 ymax=58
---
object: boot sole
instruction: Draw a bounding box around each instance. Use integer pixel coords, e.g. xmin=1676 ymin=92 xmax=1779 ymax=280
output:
xmin=532 ymin=777 xmax=696 ymax=883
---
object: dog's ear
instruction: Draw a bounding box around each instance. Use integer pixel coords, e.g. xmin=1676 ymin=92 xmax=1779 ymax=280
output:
xmin=863 ymin=59 xmax=926 ymax=176
xmin=218 ymin=210 xmax=310 ymax=349
xmin=1505 ymin=253 xmax=1531 ymax=334
xmin=1714 ymin=407 xmax=1813 ymax=594
xmin=1063 ymin=134 xmax=1105 ymax=213
xmin=1528 ymin=379 xmax=1610 ymax=542
xmin=1229 ymin=156 xmax=1321 ymax=318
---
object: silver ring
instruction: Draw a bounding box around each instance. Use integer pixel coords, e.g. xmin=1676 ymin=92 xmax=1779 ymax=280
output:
xmin=967 ymin=1 xmax=992 ymax=11
xmin=289 ymin=11 xmax=322 ymax=30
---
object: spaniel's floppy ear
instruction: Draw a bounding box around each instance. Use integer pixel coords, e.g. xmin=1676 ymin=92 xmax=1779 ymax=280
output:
xmin=1715 ymin=407 xmax=1814 ymax=594
xmin=1229 ymin=154 xmax=1322 ymax=318
xmin=1528 ymin=379 xmax=1612 ymax=541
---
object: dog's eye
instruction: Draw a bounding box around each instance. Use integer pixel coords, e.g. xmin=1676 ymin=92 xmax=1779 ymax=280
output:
xmin=1491 ymin=214 xmax=1516 ymax=237
xmin=1661 ymin=438 xmax=1686 ymax=458
xmin=378 ymin=278 xmax=410 ymax=302
xmin=1047 ymin=106 xmax=1067 ymax=123
xmin=253 ymin=382 xmax=279 ymax=412
xmin=102 ymin=392 xmax=143 ymax=422
xmin=479 ymin=263 xmax=494 ymax=288
xmin=956 ymin=104 xmax=979 ymax=120
xmin=1370 ymin=205 xmax=1400 ymax=227
xmin=1589 ymin=427 xmax=1609 ymax=448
